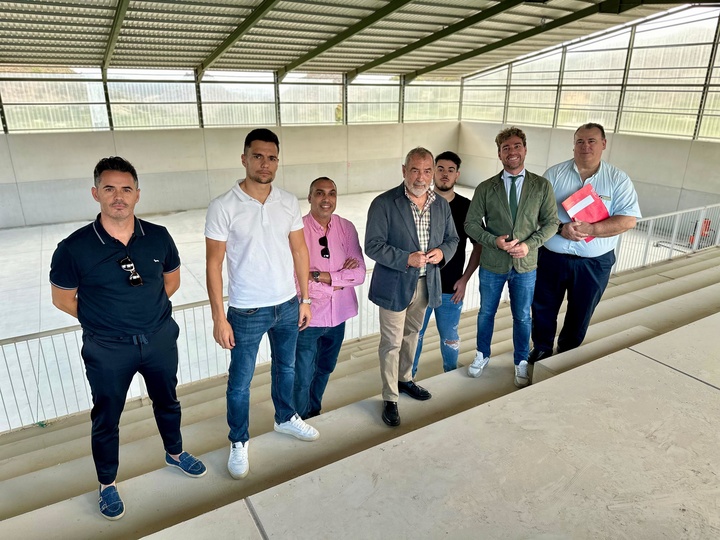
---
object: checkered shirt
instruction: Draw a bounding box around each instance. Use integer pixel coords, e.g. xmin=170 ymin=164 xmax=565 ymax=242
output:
xmin=405 ymin=186 xmax=436 ymax=277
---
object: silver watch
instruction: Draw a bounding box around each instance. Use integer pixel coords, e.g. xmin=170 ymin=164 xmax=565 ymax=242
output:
xmin=301 ymin=298 xmax=312 ymax=305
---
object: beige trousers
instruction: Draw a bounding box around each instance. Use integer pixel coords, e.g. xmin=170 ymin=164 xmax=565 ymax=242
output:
xmin=377 ymin=277 xmax=429 ymax=402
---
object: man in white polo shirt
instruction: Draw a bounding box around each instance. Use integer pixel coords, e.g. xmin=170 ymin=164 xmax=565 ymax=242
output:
xmin=205 ymin=128 xmax=319 ymax=481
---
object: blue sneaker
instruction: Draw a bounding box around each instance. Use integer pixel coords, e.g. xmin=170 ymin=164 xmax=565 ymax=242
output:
xmin=165 ymin=451 xmax=207 ymax=478
xmin=98 ymin=485 xmax=125 ymax=520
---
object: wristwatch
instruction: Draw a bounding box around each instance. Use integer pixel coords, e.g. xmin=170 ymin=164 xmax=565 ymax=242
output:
xmin=312 ymin=271 xmax=321 ymax=282
xmin=301 ymin=298 xmax=312 ymax=305
xmin=557 ymin=223 xmax=564 ymax=235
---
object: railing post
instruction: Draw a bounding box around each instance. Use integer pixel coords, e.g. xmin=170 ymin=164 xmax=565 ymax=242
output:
xmin=641 ymin=219 xmax=654 ymax=267
xmin=669 ymin=213 xmax=680 ymax=257
xmin=691 ymin=209 xmax=707 ymax=252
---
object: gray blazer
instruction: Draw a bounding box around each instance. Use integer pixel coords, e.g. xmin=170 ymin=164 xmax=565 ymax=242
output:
xmin=365 ymin=184 xmax=459 ymax=312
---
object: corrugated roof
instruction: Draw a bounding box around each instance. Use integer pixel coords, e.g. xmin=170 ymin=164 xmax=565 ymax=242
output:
xmin=0 ymin=0 xmax=686 ymax=78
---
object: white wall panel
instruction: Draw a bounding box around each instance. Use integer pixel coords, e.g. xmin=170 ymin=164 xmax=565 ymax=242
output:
xmin=8 ymin=131 xmax=116 ymax=183
xmin=113 ymin=129 xmax=207 ymax=175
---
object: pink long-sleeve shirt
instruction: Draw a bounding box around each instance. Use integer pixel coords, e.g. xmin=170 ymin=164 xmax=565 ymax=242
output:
xmin=298 ymin=213 xmax=366 ymax=328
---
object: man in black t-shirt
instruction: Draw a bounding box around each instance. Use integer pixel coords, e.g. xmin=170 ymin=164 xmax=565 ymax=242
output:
xmin=412 ymin=151 xmax=482 ymax=376
xmin=50 ymin=157 xmax=205 ymax=521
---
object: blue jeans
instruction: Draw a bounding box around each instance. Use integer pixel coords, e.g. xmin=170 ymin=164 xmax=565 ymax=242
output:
xmin=226 ymin=297 xmax=299 ymax=444
xmin=294 ymin=322 xmax=346 ymax=418
xmin=412 ymin=293 xmax=462 ymax=377
xmin=476 ymin=267 xmax=536 ymax=365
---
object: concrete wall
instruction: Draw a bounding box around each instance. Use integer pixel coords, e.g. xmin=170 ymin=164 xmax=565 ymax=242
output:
xmin=2 ymin=120 xmax=720 ymax=228
xmin=0 ymin=122 xmax=460 ymax=228
xmin=459 ymin=122 xmax=720 ymax=218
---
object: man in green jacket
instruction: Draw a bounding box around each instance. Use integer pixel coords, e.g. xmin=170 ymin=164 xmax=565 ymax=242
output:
xmin=464 ymin=127 xmax=558 ymax=388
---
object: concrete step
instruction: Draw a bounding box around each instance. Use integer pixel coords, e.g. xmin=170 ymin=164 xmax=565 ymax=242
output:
xmin=0 ymin=352 xmax=526 ymax=540
xmin=532 ymin=326 xmax=658 ymax=383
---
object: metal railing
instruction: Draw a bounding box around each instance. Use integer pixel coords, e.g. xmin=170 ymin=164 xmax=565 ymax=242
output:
xmin=2 ymin=203 xmax=719 ymax=434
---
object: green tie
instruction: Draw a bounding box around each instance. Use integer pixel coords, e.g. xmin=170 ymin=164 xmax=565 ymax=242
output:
xmin=509 ymin=175 xmax=519 ymax=222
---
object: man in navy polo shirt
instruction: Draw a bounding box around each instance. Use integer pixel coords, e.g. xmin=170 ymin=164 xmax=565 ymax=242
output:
xmin=50 ymin=157 xmax=206 ymax=521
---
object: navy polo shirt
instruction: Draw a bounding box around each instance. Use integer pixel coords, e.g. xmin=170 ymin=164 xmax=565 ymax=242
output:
xmin=50 ymin=215 xmax=180 ymax=337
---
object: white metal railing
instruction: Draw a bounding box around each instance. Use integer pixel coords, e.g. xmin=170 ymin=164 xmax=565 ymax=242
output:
xmin=2 ymin=203 xmax=719 ymax=433
xmin=614 ymin=203 xmax=720 ymax=272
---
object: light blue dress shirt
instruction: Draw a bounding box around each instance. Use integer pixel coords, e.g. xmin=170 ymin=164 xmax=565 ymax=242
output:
xmin=502 ymin=169 xmax=525 ymax=205
xmin=543 ymin=159 xmax=642 ymax=258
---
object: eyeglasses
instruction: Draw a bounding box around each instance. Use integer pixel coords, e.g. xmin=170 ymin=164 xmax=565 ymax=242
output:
xmin=318 ymin=235 xmax=330 ymax=259
xmin=118 ymin=256 xmax=143 ymax=287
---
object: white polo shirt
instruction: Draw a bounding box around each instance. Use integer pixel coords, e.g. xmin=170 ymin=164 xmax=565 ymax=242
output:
xmin=205 ymin=182 xmax=303 ymax=308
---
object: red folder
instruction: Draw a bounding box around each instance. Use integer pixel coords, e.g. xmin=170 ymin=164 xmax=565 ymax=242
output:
xmin=561 ymin=184 xmax=609 ymax=242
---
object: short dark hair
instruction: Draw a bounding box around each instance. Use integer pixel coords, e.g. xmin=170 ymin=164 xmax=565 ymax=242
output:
xmin=244 ymin=128 xmax=280 ymax=153
xmin=308 ymin=176 xmax=337 ymax=196
xmin=575 ymin=123 xmax=606 ymax=140
xmin=404 ymin=147 xmax=434 ymax=168
xmin=435 ymin=151 xmax=461 ymax=169
xmin=495 ymin=127 xmax=526 ymax=150
xmin=93 ymin=156 xmax=138 ymax=188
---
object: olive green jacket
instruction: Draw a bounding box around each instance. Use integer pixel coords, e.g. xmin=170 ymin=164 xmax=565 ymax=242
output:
xmin=464 ymin=170 xmax=558 ymax=274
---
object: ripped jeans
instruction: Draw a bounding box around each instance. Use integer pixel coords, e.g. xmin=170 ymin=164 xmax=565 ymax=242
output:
xmin=412 ymin=293 xmax=462 ymax=377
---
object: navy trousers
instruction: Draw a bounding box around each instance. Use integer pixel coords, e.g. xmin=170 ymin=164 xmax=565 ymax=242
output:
xmin=81 ymin=317 xmax=183 ymax=484
xmin=531 ymin=247 xmax=615 ymax=356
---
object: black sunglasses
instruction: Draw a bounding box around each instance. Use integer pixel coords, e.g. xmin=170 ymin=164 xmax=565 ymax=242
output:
xmin=318 ymin=235 xmax=330 ymax=259
xmin=118 ymin=256 xmax=143 ymax=287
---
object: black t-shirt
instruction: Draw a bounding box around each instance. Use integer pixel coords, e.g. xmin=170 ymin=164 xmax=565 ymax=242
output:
xmin=50 ymin=215 xmax=180 ymax=337
xmin=441 ymin=194 xmax=476 ymax=294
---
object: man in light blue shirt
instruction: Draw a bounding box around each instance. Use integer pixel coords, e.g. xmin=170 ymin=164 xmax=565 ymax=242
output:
xmin=529 ymin=123 xmax=641 ymax=366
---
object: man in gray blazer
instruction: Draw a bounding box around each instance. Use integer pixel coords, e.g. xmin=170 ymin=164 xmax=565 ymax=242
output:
xmin=365 ymin=147 xmax=459 ymax=427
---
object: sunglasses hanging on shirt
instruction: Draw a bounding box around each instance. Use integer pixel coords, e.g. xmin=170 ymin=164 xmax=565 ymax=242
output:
xmin=318 ymin=235 xmax=330 ymax=259
xmin=118 ymin=256 xmax=143 ymax=287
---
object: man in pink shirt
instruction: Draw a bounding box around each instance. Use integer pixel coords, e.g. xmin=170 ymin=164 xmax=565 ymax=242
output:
xmin=294 ymin=177 xmax=366 ymax=419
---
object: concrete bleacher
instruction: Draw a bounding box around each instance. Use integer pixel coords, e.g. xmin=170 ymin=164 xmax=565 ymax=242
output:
xmin=1 ymin=247 xmax=719 ymax=538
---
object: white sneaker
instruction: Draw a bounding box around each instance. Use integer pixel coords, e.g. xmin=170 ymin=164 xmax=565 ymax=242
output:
xmin=468 ymin=351 xmax=490 ymax=378
xmin=274 ymin=413 xmax=320 ymax=441
xmin=228 ymin=441 xmax=249 ymax=479
xmin=514 ymin=360 xmax=530 ymax=388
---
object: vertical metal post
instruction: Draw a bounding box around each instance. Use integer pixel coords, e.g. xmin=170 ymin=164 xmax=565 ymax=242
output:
xmin=552 ymin=46 xmax=567 ymax=128
xmin=102 ymin=68 xmax=114 ymax=130
xmin=502 ymin=65 xmax=512 ymax=124
xmin=274 ymin=71 xmax=282 ymax=126
xmin=0 ymin=87 xmax=8 ymax=134
xmin=458 ymin=76 xmax=465 ymax=121
xmin=614 ymin=26 xmax=636 ymax=134
xmin=342 ymin=73 xmax=348 ymax=125
xmin=399 ymin=75 xmax=406 ymax=124
xmin=195 ymin=68 xmax=204 ymax=128
xmin=693 ymin=12 xmax=720 ymax=140
xmin=641 ymin=219 xmax=654 ymax=266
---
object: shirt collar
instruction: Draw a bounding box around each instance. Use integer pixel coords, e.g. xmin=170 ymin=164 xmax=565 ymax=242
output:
xmin=502 ymin=169 xmax=526 ymax=181
xmin=92 ymin=214 xmax=144 ymax=245
xmin=306 ymin=212 xmax=334 ymax=232
xmin=233 ymin=181 xmax=277 ymax=203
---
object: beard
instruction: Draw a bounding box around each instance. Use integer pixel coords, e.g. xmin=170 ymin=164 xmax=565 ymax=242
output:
xmin=436 ymin=183 xmax=453 ymax=192
xmin=248 ymin=173 xmax=274 ymax=184
xmin=405 ymin=182 xmax=430 ymax=198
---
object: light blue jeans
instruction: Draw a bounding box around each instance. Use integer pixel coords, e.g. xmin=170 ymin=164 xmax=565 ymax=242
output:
xmin=476 ymin=267 xmax=536 ymax=365
xmin=412 ymin=293 xmax=462 ymax=377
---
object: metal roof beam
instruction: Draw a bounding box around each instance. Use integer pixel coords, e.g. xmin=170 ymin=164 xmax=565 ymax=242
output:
xmin=404 ymin=0 xmax=653 ymax=83
xmin=196 ymin=0 xmax=281 ymax=80
xmin=103 ymin=0 xmax=131 ymax=69
xmin=276 ymin=0 xmax=415 ymax=80
xmin=347 ymin=0 xmax=526 ymax=82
